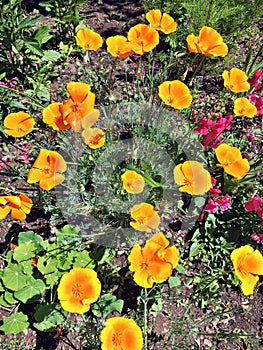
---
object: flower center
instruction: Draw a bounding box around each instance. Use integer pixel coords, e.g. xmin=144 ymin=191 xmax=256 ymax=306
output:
xmin=91 ymin=134 xmax=103 ymax=145
xmin=71 ymin=103 xmax=80 ymax=112
xmin=137 ymin=216 xmax=146 ymax=224
xmin=72 ymin=283 xmax=83 ymax=298
xmin=112 ymin=332 xmax=122 ymax=346
xmin=42 ymin=168 xmax=52 ymax=174
xmin=140 ymin=261 xmax=149 ymax=270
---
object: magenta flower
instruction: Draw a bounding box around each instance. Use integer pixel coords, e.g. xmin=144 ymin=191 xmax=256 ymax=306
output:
xmin=248 ymin=69 xmax=262 ymax=91
xmin=248 ymin=92 xmax=263 ymax=116
xmin=251 ymin=233 xmax=263 ymax=244
xmin=245 ymin=196 xmax=263 ymax=219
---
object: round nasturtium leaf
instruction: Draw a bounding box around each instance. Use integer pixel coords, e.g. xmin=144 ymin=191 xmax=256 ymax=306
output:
xmin=2 ymin=264 xmax=28 ymax=291
xmin=0 ymin=312 xmax=29 ymax=334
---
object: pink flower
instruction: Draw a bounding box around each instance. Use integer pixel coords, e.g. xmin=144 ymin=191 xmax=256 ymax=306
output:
xmin=248 ymin=92 xmax=263 ymax=116
xmin=210 ymin=177 xmax=222 ymax=196
xmin=194 ymin=112 xmax=233 ymax=149
xmin=245 ymin=196 xmax=262 ymax=212
xmin=251 ymin=233 xmax=263 ymax=244
xmin=216 ymin=194 xmax=231 ymax=211
xmin=18 ymin=152 xmax=30 ymax=162
xmin=248 ymin=69 xmax=262 ymax=91
xmin=204 ymin=198 xmax=218 ymax=213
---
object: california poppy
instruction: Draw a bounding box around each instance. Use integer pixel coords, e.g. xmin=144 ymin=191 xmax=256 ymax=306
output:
xmin=4 ymin=112 xmax=35 ymax=137
xmin=128 ymin=232 xmax=179 ymax=288
xmin=222 ymin=68 xmax=250 ymax=93
xmin=121 ymin=170 xmax=145 ymax=194
xmin=42 ymin=102 xmax=70 ymax=131
xmin=234 ymin=97 xmax=257 ymax=118
xmin=60 ymin=82 xmax=96 ymax=132
xmin=106 ymin=35 xmax=134 ymax=58
xmin=146 ymin=9 xmax=177 ymax=34
xmin=100 ymin=317 xmax=143 ymax=350
xmin=187 ymin=26 xmax=228 ymax=57
xmin=27 ymin=149 xmax=67 ymax=190
xmin=173 ymin=160 xmax=211 ymax=195
xmin=82 ymin=127 xmax=105 ymax=149
xmin=231 ymin=245 xmax=263 ymax=295
xmin=0 ymin=193 xmax=33 ymax=220
xmin=130 ymin=202 xmax=160 ymax=232
xmin=158 ymin=80 xmax=192 ymax=109
xmin=127 ymin=24 xmax=159 ymax=55
xmin=215 ymin=144 xmax=250 ymax=180
xmin=58 ymin=267 xmax=101 ymax=314
xmin=76 ymin=28 xmax=103 ymax=51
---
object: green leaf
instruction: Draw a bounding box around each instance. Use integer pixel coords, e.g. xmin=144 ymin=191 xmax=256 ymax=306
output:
xmin=3 ymin=291 xmax=19 ymax=305
xmin=17 ymin=15 xmax=42 ymax=31
xmin=2 ymin=264 xmax=28 ymax=291
xmin=189 ymin=242 xmax=203 ymax=258
xmin=92 ymin=294 xmax=124 ymax=318
xmin=34 ymin=25 xmax=53 ymax=44
xmin=34 ymin=303 xmax=66 ymax=332
xmin=176 ymin=264 xmax=187 ymax=274
xmin=194 ymin=196 xmax=206 ymax=207
xmin=18 ymin=231 xmax=48 ymax=253
xmin=0 ymin=312 xmax=29 ymax=335
xmin=42 ymin=50 xmax=61 ymax=62
xmin=24 ymin=41 xmax=43 ymax=56
xmin=37 ymin=255 xmax=58 ymax=274
xmin=73 ymin=250 xmax=95 ymax=268
xmin=57 ymin=250 xmax=76 ymax=270
xmin=14 ymin=278 xmax=46 ymax=303
xmin=45 ymin=271 xmax=63 ymax=286
xmin=0 ymin=294 xmax=13 ymax=307
xmin=13 ymin=242 xmax=37 ymax=262
xmin=56 ymin=224 xmax=79 ymax=244
xmin=168 ymin=276 xmax=181 ymax=288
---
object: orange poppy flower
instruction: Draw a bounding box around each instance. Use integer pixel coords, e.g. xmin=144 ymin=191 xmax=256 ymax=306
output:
xmin=146 ymin=9 xmax=177 ymax=34
xmin=0 ymin=193 xmax=33 ymax=220
xmin=234 ymin=97 xmax=257 ymax=118
xmin=231 ymin=245 xmax=263 ymax=295
xmin=42 ymin=102 xmax=70 ymax=131
xmin=106 ymin=35 xmax=134 ymax=58
xmin=215 ymin=144 xmax=250 ymax=180
xmin=58 ymin=267 xmax=101 ymax=314
xmin=82 ymin=128 xmax=105 ymax=149
xmin=60 ymin=82 xmax=96 ymax=132
xmin=76 ymin=28 xmax=103 ymax=51
xmin=222 ymin=68 xmax=250 ymax=93
xmin=100 ymin=317 xmax=143 ymax=350
xmin=4 ymin=112 xmax=35 ymax=137
xmin=128 ymin=232 xmax=179 ymax=288
xmin=158 ymin=80 xmax=192 ymax=109
xmin=121 ymin=170 xmax=145 ymax=194
xmin=27 ymin=149 xmax=67 ymax=190
xmin=127 ymin=24 xmax=159 ymax=55
xmin=173 ymin=160 xmax=211 ymax=195
xmin=187 ymin=26 xmax=228 ymax=57
xmin=130 ymin=202 xmax=160 ymax=232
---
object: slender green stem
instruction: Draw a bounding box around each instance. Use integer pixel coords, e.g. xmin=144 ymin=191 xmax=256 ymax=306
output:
xmin=143 ymin=288 xmax=148 ymax=350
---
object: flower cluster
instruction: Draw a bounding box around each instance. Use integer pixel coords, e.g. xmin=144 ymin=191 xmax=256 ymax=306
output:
xmin=245 ymin=195 xmax=263 ymax=219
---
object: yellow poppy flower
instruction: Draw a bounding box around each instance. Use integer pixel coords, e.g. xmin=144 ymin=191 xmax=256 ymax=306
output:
xmin=82 ymin=127 xmax=105 ymax=149
xmin=130 ymin=202 xmax=160 ymax=232
xmin=42 ymin=102 xmax=70 ymax=131
xmin=173 ymin=160 xmax=211 ymax=195
xmin=231 ymin=245 xmax=263 ymax=295
xmin=215 ymin=144 xmax=250 ymax=180
xmin=234 ymin=97 xmax=257 ymax=118
xmin=27 ymin=149 xmax=67 ymax=190
xmin=146 ymin=9 xmax=177 ymax=34
xmin=187 ymin=26 xmax=228 ymax=57
xmin=121 ymin=170 xmax=145 ymax=194
xmin=100 ymin=317 xmax=143 ymax=350
xmin=0 ymin=193 xmax=33 ymax=220
xmin=58 ymin=267 xmax=101 ymax=314
xmin=4 ymin=112 xmax=35 ymax=137
xmin=106 ymin=35 xmax=133 ymax=58
xmin=127 ymin=24 xmax=159 ymax=55
xmin=128 ymin=232 xmax=179 ymax=288
xmin=158 ymin=80 xmax=192 ymax=109
xmin=76 ymin=28 xmax=103 ymax=51
xmin=222 ymin=68 xmax=250 ymax=93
